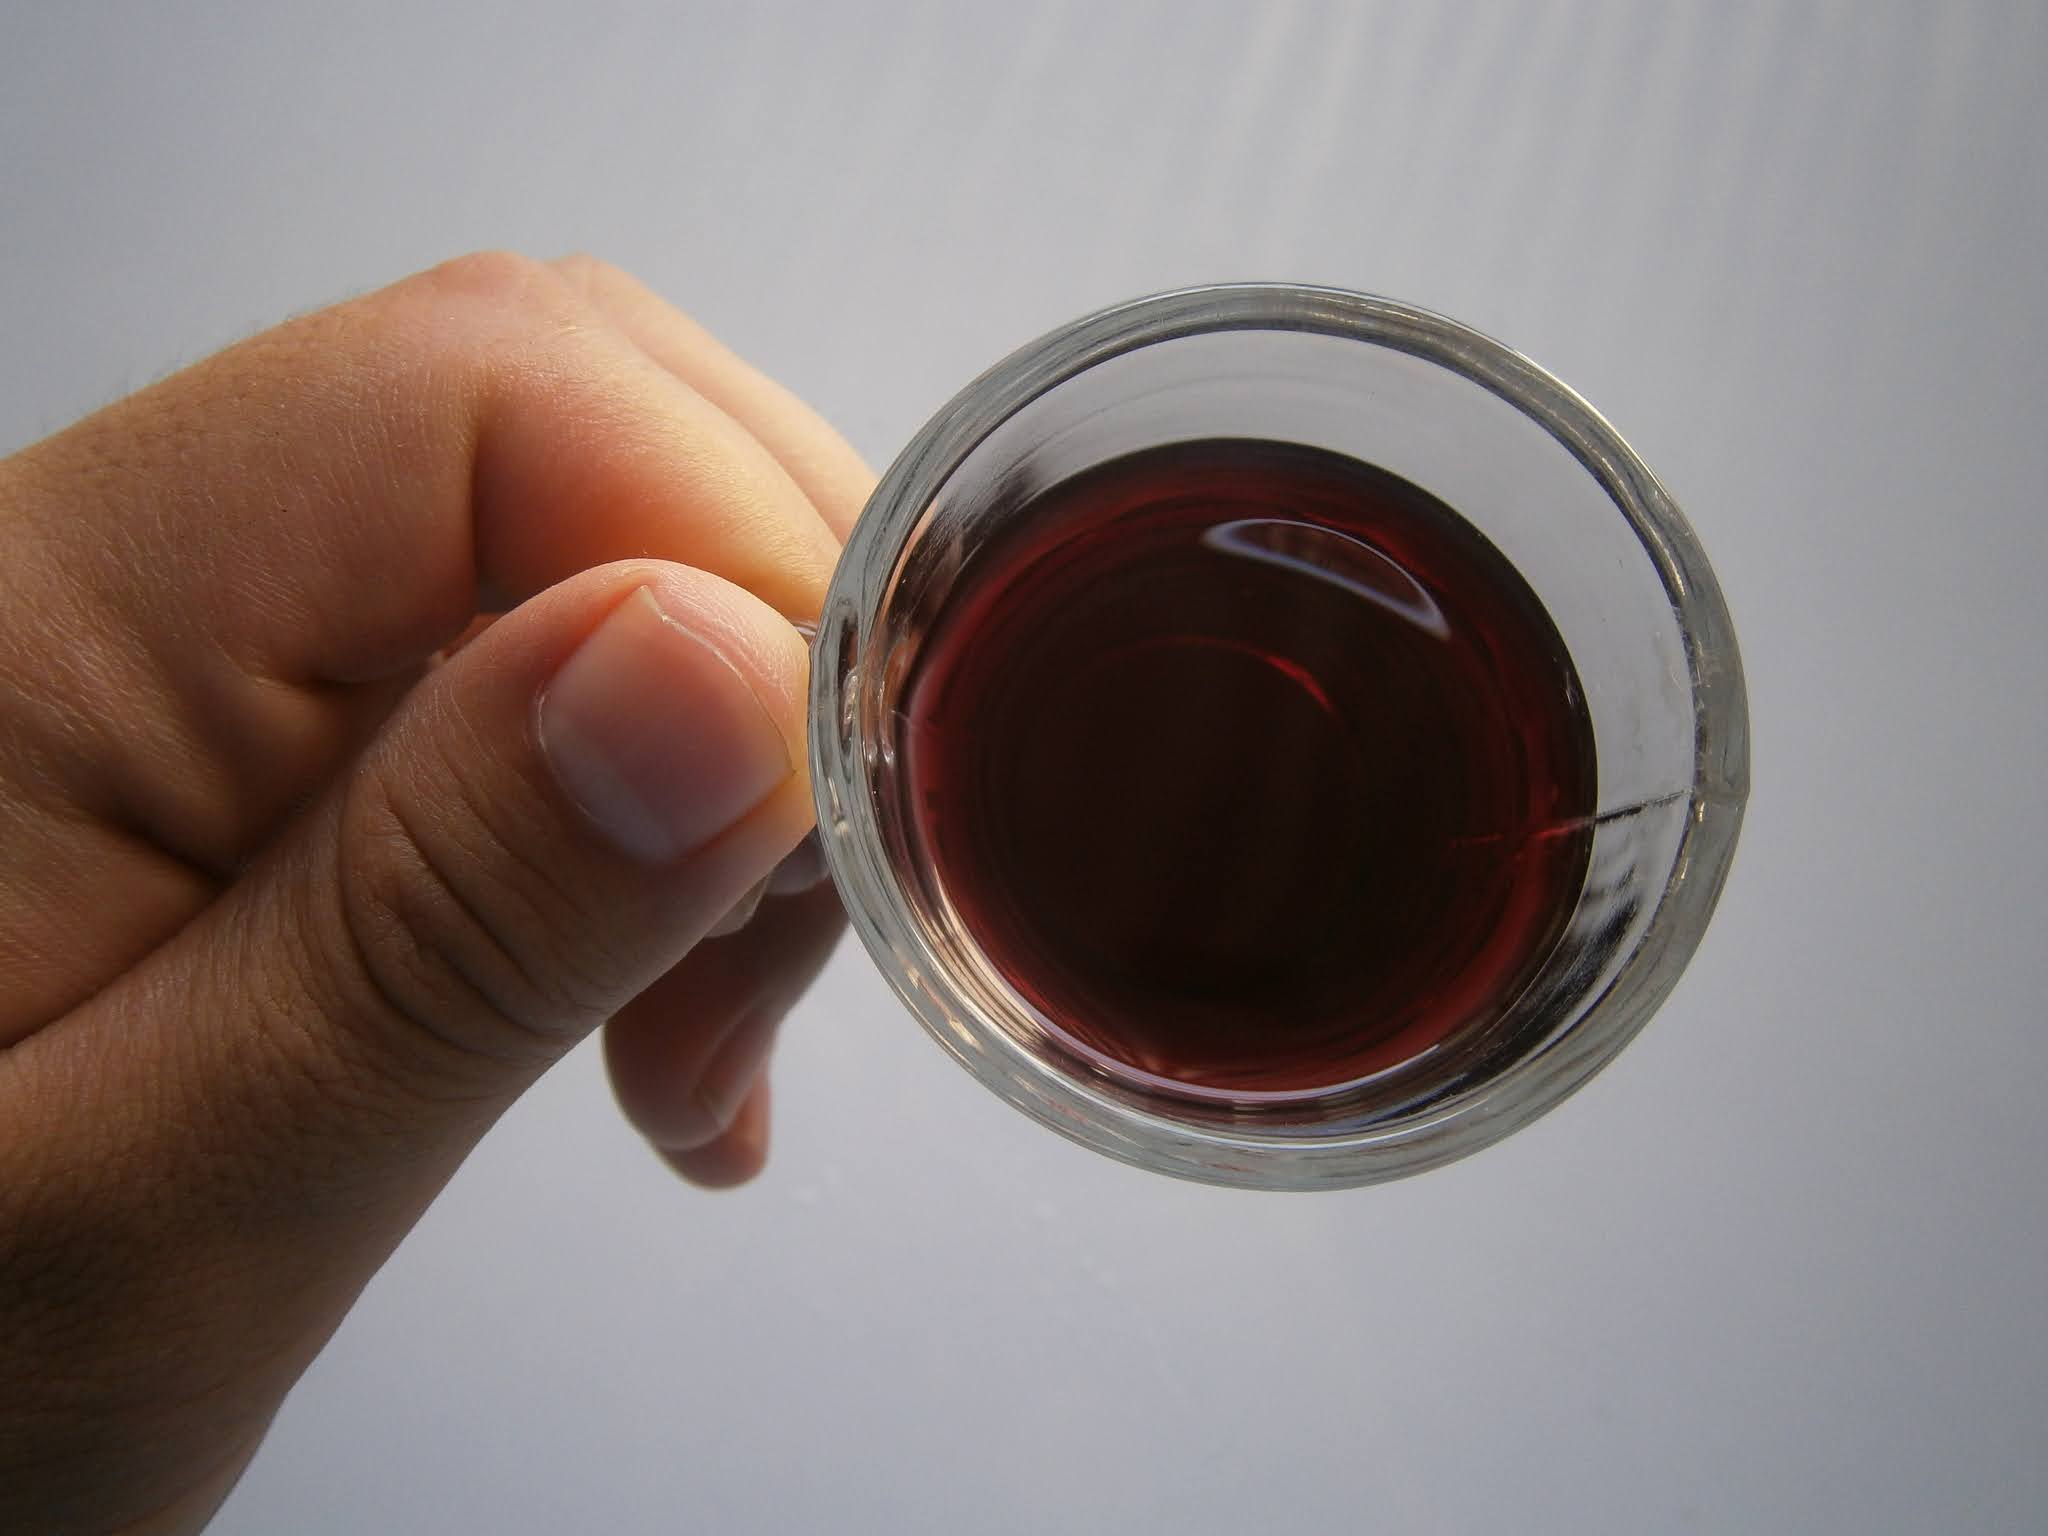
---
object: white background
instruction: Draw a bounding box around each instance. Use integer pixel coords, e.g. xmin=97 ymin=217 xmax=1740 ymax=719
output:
xmin=5 ymin=3 xmax=2044 ymax=1531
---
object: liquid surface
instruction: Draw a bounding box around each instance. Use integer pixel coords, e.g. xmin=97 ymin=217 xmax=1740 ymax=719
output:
xmin=902 ymin=439 xmax=1597 ymax=1095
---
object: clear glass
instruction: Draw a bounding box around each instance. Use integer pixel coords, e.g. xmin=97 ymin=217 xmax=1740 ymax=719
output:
xmin=810 ymin=284 xmax=1749 ymax=1190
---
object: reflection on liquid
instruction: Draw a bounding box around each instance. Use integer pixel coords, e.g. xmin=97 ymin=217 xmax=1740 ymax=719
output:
xmin=1201 ymin=516 xmax=1451 ymax=640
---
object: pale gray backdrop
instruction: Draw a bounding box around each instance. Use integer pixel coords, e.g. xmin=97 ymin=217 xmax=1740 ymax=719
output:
xmin=4 ymin=3 xmax=2044 ymax=1532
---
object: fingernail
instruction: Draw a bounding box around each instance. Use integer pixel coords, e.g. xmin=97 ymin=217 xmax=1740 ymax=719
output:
xmin=708 ymin=877 xmax=769 ymax=937
xmin=659 ymin=1073 xmax=772 ymax=1189
xmin=539 ymin=587 xmax=794 ymax=862
xmin=767 ymin=831 xmax=829 ymax=895
xmin=691 ymin=1009 xmax=776 ymax=1137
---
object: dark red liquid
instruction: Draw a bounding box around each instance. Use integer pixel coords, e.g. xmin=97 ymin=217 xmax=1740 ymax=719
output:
xmin=902 ymin=439 xmax=1596 ymax=1096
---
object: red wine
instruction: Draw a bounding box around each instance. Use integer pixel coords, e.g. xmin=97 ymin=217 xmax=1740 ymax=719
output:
xmin=901 ymin=439 xmax=1596 ymax=1097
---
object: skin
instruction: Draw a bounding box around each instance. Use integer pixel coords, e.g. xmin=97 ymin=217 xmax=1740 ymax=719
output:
xmin=0 ymin=253 xmax=875 ymax=1533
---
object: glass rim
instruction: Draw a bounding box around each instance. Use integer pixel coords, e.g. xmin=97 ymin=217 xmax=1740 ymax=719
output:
xmin=811 ymin=282 xmax=1750 ymax=1190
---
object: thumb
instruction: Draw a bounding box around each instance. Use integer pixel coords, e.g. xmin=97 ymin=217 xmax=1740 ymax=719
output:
xmin=16 ymin=561 xmax=811 ymax=1478
xmin=309 ymin=561 xmax=815 ymax=1086
xmin=295 ymin=560 xmax=814 ymax=1100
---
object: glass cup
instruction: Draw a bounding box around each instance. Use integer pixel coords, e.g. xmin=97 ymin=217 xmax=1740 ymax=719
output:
xmin=810 ymin=284 xmax=1748 ymax=1190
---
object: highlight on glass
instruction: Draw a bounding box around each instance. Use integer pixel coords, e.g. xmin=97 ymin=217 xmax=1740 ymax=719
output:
xmin=811 ymin=285 xmax=1748 ymax=1191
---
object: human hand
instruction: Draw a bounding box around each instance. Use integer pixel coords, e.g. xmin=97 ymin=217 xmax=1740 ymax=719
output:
xmin=0 ymin=253 xmax=872 ymax=1533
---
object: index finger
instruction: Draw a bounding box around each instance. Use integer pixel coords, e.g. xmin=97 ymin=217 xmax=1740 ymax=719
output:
xmin=7 ymin=250 xmax=843 ymax=691
xmin=552 ymin=255 xmax=877 ymax=540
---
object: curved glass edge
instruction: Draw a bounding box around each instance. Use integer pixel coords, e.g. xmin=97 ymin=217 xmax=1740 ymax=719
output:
xmin=811 ymin=284 xmax=1750 ymax=1191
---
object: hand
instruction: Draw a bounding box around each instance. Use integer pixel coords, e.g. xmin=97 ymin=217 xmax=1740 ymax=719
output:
xmin=0 ymin=253 xmax=873 ymax=1534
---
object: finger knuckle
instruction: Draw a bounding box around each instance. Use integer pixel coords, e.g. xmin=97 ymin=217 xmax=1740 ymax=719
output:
xmin=549 ymin=250 xmax=614 ymax=292
xmin=372 ymin=250 xmax=589 ymax=367
xmin=335 ymin=764 xmax=619 ymax=1070
xmin=413 ymin=248 xmax=563 ymax=309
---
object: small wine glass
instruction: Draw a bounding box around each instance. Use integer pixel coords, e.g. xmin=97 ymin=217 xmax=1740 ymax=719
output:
xmin=810 ymin=284 xmax=1748 ymax=1190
